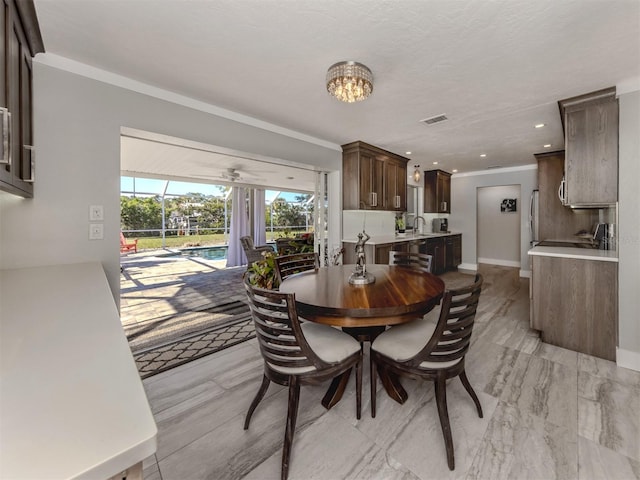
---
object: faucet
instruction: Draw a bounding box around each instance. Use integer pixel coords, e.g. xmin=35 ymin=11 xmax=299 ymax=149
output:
xmin=413 ymin=216 xmax=426 ymax=234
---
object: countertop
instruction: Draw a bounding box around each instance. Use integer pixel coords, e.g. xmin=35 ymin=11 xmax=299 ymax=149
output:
xmin=528 ymin=245 xmax=618 ymax=262
xmin=0 ymin=262 xmax=157 ymax=479
xmin=342 ymin=231 xmax=461 ymax=245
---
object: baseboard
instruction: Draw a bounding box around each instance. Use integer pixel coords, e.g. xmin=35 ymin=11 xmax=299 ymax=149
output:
xmin=477 ymin=257 xmax=521 ymax=268
xmin=616 ymin=348 xmax=640 ymax=372
xmin=520 ymin=269 xmax=531 ymax=278
xmin=457 ymin=263 xmax=477 ymax=273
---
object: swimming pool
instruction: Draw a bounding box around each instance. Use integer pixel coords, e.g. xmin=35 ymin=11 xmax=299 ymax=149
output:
xmin=160 ymin=245 xmax=228 ymax=261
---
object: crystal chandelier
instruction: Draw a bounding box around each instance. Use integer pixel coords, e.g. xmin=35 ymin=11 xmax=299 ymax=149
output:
xmin=326 ymin=61 xmax=373 ymax=103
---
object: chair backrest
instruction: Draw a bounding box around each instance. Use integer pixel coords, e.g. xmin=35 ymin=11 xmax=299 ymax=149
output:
xmin=389 ymin=251 xmax=433 ymax=274
xmin=240 ymin=235 xmax=255 ymax=251
xmin=120 ymin=231 xmax=127 ymax=245
xmin=243 ymin=278 xmax=326 ymax=373
xmin=276 ymin=238 xmax=298 ymax=255
xmin=274 ymin=252 xmax=319 ymax=285
xmin=408 ymin=274 xmax=483 ymax=368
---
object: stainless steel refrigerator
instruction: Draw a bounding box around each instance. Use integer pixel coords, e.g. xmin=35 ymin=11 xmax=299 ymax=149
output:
xmin=529 ymin=189 xmax=539 ymax=246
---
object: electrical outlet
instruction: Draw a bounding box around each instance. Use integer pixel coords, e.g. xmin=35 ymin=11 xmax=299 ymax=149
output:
xmin=89 ymin=223 xmax=104 ymax=240
xmin=89 ymin=205 xmax=104 ymax=221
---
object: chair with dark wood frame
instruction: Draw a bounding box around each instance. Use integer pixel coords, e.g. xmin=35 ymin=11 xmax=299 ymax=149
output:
xmin=370 ymin=274 xmax=484 ymax=471
xmin=243 ymin=279 xmax=362 ymax=480
xmin=388 ymin=250 xmax=433 ymax=273
xmin=274 ymin=252 xmax=319 ymax=285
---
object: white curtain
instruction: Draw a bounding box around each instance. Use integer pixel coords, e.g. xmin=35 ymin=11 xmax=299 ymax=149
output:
xmin=253 ymin=189 xmax=266 ymax=246
xmin=226 ymin=186 xmax=249 ymax=267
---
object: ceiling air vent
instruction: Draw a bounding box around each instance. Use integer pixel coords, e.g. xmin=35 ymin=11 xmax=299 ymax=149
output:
xmin=420 ymin=114 xmax=448 ymax=125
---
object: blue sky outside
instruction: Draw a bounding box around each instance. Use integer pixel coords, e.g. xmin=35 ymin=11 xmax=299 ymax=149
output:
xmin=121 ymin=176 xmax=307 ymax=203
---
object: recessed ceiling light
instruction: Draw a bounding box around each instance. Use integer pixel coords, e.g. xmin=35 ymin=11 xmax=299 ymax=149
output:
xmin=405 ymin=151 xmax=412 ymax=155
xmin=452 ymin=169 xmax=458 ymax=173
xmin=480 ymin=154 xmax=487 ymax=158
xmin=535 ymin=123 xmax=546 ymax=129
xmin=433 ymin=161 xmax=438 ymax=165
xmin=543 ymin=144 xmax=551 ymax=148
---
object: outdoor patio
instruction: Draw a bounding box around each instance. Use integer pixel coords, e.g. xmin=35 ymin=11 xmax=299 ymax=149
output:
xmin=120 ymin=250 xmax=247 ymax=327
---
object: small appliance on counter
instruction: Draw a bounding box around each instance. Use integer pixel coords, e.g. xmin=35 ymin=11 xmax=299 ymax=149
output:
xmin=432 ymin=218 xmax=449 ymax=233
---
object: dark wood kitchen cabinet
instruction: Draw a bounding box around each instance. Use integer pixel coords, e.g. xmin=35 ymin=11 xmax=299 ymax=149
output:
xmin=424 ymin=169 xmax=451 ymax=213
xmin=559 ymin=87 xmax=618 ymax=206
xmin=427 ymin=234 xmax=460 ymax=274
xmin=531 ymin=255 xmax=617 ymax=361
xmin=425 ymin=237 xmax=445 ymax=274
xmin=342 ymin=141 xmax=408 ymax=211
xmin=0 ymin=0 xmax=44 ymax=198
xmin=384 ymin=157 xmax=407 ymax=211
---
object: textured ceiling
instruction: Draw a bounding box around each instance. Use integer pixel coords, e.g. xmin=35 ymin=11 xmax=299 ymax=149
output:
xmin=34 ymin=0 xmax=640 ymax=187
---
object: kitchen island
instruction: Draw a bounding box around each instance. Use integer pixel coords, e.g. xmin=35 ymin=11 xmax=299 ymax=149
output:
xmin=0 ymin=262 xmax=157 ymax=480
xmin=528 ymin=245 xmax=618 ymax=361
xmin=342 ymin=232 xmax=462 ymax=273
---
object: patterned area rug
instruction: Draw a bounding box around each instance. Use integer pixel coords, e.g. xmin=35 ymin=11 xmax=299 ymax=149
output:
xmin=126 ymin=300 xmax=255 ymax=379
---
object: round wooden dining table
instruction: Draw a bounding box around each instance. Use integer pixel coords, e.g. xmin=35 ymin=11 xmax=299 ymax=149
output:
xmin=279 ymin=264 xmax=445 ymax=408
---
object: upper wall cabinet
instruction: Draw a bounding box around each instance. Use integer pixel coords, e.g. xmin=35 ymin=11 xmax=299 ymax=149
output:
xmin=423 ymin=169 xmax=451 ymax=213
xmin=559 ymin=87 xmax=618 ymax=207
xmin=342 ymin=141 xmax=408 ymax=211
xmin=0 ymin=0 xmax=44 ymax=198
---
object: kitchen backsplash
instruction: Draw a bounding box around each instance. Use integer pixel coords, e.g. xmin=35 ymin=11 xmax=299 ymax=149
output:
xmin=342 ymin=210 xmax=450 ymax=239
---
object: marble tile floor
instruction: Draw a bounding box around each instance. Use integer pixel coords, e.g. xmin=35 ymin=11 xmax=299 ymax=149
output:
xmin=133 ymin=263 xmax=640 ymax=480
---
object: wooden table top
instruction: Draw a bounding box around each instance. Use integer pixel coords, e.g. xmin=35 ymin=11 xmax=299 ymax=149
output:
xmin=279 ymin=264 xmax=445 ymax=327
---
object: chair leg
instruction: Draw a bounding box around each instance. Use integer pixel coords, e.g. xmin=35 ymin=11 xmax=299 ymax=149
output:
xmin=370 ymin=352 xmax=377 ymax=418
xmin=355 ymin=357 xmax=362 ymax=420
xmin=281 ymin=379 xmax=300 ymax=480
xmin=243 ymin=374 xmax=270 ymax=430
xmin=459 ymin=370 xmax=483 ymax=418
xmin=434 ymin=375 xmax=455 ymax=471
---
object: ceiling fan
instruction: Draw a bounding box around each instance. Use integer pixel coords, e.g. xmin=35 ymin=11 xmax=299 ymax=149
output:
xmin=220 ymin=168 xmax=242 ymax=182
xmin=191 ymin=167 xmax=247 ymax=183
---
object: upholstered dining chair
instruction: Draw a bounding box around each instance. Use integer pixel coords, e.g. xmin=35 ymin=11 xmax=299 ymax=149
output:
xmin=243 ymin=279 xmax=362 ymax=480
xmin=388 ymin=251 xmax=433 ymax=273
xmin=370 ymin=274 xmax=484 ymax=471
xmin=274 ymin=252 xmax=319 ymax=285
xmin=240 ymin=235 xmax=275 ymax=268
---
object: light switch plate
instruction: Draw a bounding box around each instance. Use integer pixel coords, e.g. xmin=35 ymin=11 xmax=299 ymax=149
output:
xmin=89 ymin=205 xmax=104 ymax=221
xmin=89 ymin=223 xmax=104 ymax=240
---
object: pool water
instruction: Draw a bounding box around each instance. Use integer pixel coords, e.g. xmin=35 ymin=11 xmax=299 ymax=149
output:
xmin=160 ymin=245 xmax=228 ymax=261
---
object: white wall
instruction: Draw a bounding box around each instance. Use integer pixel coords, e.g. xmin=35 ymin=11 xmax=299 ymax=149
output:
xmin=0 ymin=62 xmax=342 ymax=304
xmin=617 ymin=89 xmax=640 ymax=370
xmin=450 ymin=165 xmax=537 ymax=275
xmin=477 ymin=185 xmax=521 ymax=267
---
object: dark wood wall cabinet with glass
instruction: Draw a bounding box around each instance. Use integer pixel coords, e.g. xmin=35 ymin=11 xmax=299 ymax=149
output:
xmin=342 ymin=141 xmax=408 ymax=211
xmin=424 ymin=169 xmax=451 ymax=213
xmin=0 ymin=0 xmax=44 ymax=198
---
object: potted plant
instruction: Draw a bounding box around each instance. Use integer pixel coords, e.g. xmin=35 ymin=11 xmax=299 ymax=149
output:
xmin=395 ymin=216 xmax=406 ymax=234
xmin=245 ymin=251 xmax=279 ymax=290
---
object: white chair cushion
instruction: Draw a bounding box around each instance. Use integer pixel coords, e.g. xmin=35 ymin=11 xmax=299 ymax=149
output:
xmin=301 ymin=322 xmax=361 ymax=363
xmin=267 ymin=323 xmax=360 ymax=375
xmin=372 ymin=311 xmax=461 ymax=370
